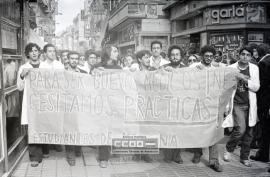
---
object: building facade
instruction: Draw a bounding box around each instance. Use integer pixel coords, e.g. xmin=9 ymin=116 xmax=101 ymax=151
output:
xmin=104 ymin=0 xmax=171 ymax=55
xmin=29 ymin=0 xmax=58 ymax=44
xmin=0 ymin=0 xmax=57 ymax=176
xmin=164 ymin=0 xmax=270 ymax=59
xmin=84 ymin=0 xmax=109 ymax=50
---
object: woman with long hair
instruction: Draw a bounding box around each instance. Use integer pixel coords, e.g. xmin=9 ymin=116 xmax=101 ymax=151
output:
xmin=93 ymin=45 xmax=121 ymax=168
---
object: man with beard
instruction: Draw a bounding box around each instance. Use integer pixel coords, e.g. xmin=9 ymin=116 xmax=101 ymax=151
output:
xmin=163 ymin=45 xmax=185 ymax=163
xmin=65 ymin=51 xmax=83 ymax=166
xmin=164 ymin=45 xmax=186 ymax=71
xmin=190 ymin=45 xmax=223 ymax=172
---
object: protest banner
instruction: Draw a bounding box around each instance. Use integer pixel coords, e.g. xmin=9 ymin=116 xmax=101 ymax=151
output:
xmin=27 ymin=67 xmax=237 ymax=148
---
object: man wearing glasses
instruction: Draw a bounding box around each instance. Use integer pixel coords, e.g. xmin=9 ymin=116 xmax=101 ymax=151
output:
xmin=190 ymin=45 xmax=223 ymax=172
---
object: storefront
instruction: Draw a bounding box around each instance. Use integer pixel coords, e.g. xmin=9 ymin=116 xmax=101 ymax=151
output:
xmin=106 ymin=1 xmax=170 ymax=56
xmin=0 ymin=0 xmax=29 ymax=176
xmin=205 ymin=3 xmax=268 ymax=59
xmin=166 ymin=1 xmax=270 ymax=56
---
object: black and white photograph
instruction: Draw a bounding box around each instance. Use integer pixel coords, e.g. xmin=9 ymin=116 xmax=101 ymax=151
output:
xmin=0 ymin=0 xmax=270 ymax=177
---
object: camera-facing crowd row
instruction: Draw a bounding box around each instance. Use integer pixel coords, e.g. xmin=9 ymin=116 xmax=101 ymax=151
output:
xmin=17 ymin=41 xmax=270 ymax=173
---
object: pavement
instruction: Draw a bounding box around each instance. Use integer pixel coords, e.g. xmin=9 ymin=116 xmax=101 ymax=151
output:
xmin=12 ymin=144 xmax=270 ymax=177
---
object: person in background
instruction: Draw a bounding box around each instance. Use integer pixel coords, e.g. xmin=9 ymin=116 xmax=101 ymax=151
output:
xmin=190 ymin=45 xmax=223 ymax=172
xmin=187 ymin=54 xmax=199 ymax=67
xmin=212 ymin=50 xmax=226 ymax=67
xmin=92 ymin=45 xmax=122 ymax=168
xmin=160 ymin=51 xmax=167 ymax=61
xmin=249 ymin=43 xmax=259 ymax=64
xmin=250 ymin=44 xmax=270 ymax=163
xmin=135 ymin=50 xmax=152 ymax=71
xmin=60 ymin=50 xmax=69 ymax=70
xmin=94 ymin=50 xmax=102 ymax=64
xmin=149 ymin=40 xmax=170 ymax=69
xmin=164 ymin=45 xmax=186 ymax=70
xmin=223 ymin=46 xmax=260 ymax=167
xmin=17 ymin=43 xmax=49 ymax=167
xmin=39 ymin=44 xmax=64 ymax=152
xmin=40 ymin=44 xmax=64 ymax=69
xmin=77 ymin=54 xmax=88 ymax=72
xmin=84 ymin=50 xmax=99 ymax=74
xmin=122 ymin=54 xmax=135 ymax=70
xmin=64 ymin=51 xmax=83 ymax=166
xmin=189 ymin=46 xmax=215 ymax=69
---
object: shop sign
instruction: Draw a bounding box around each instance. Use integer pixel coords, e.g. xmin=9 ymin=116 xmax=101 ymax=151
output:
xmin=205 ymin=4 xmax=265 ymax=25
xmin=246 ymin=4 xmax=265 ymax=23
xmin=211 ymin=5 xmax=244 ymax=24
xmin=141 ymin=19 xmax=170 ymax=32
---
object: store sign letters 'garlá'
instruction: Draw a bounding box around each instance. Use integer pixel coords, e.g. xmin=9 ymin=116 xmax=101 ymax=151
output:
xmin=211 ymin=5 xmax=244 ymax=24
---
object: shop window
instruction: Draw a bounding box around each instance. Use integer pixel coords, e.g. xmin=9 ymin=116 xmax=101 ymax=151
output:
xmin=1 ymin=23 xmax=21 ymax=55
xmin=0 ymin=102 xmax=2 ymax=159
xmin=0 ymin=0 xmax=21 ymax=24
xmin=4 ymin=91 xmax=22 ymax=148
xmin=210 ymin=33 xmax=244 ymax=61
xmin=267 ymin=4 xmax=270 ymax=23
xmin=3 ymin=59 xmax=20 ymax=89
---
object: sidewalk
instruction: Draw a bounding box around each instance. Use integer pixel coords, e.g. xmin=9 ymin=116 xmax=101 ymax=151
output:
xmin=12 ymin=144 xmax=270 ymax=177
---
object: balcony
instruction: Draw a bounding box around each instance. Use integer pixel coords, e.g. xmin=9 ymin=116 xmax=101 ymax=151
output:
xmin=108 ymin=1 xmax=167 ymax=30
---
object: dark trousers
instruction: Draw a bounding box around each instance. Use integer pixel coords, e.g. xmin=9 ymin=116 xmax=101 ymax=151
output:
xmin=226 ymin=104 xmax=253 ymax=160
xmin=256 ymin=110 xmax=270 ymax=160
xmin=193 ymin=144 xmax=219 ymax=164
xmin=98 ymin=146 xmax=110 ymax=161
xmin=163 ymin=148 xmax=181 ymax=161
xmin=65 ymin=145 xmax=81 ymax=159
xmin=28 ymin=144 xmax=49 ymax=162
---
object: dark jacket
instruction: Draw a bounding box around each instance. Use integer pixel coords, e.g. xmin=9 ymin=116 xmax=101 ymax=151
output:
xmin=258 ymin=54 xmax=270 ymax=110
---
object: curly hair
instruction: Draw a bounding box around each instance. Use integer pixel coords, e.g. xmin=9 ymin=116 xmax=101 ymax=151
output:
xmin=24 ymin=43 xmax=41 ymax=59
xmin=200 ymin=45 xmax=216 ymax=56
xmin=167 ymin=45 xmax=184 ymax=59
xmin=135 ymin=50 xmax=151 ymax=63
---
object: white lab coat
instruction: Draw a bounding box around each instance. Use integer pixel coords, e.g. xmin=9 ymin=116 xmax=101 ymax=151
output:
xmin=222 ymin=62 xmax=260 ymax=128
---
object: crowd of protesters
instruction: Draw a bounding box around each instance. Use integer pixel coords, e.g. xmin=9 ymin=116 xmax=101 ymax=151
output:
xmin=17 ymin=41 xmax=270 ymax=173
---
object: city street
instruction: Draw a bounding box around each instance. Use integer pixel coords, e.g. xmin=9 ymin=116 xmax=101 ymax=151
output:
xmin=12 ymin=144 xmax=270 ymax=177
xmin=1 ymin=0 xmax=270 ymax=177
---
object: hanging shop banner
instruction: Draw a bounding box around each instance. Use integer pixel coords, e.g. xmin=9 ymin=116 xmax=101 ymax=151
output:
xmin=26 ymin=68 xmax=237 ymax=148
